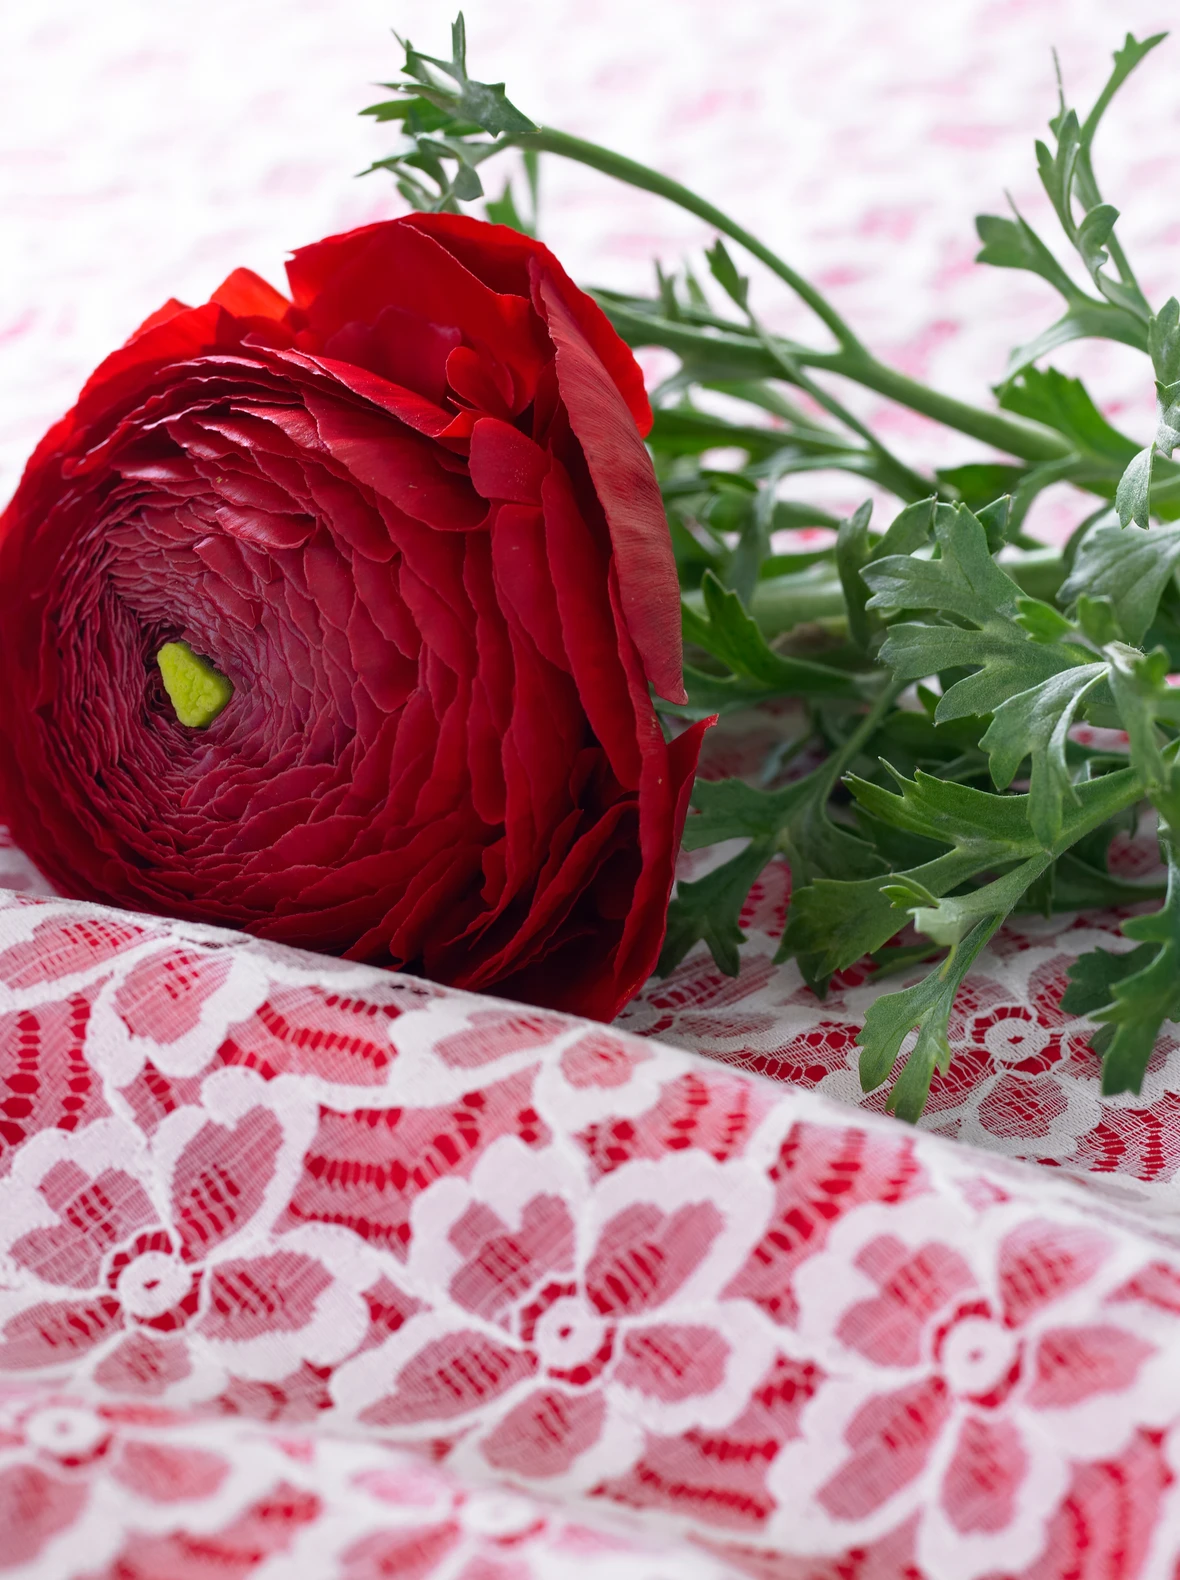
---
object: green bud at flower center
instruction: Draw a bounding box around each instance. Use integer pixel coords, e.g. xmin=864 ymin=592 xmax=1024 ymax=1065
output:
xmin=156 ymin=641 xmax=233 ymax=728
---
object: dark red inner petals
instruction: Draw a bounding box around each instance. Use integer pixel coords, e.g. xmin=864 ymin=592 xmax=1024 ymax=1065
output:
xmin=0 ymin=214 xmax=705 ymax=1020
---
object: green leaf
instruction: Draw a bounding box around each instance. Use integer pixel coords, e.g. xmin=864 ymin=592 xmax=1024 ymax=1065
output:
xmin=886 ymin=855 xmax=1050 ymax=949
xmin=1046 ymin=856 xmax=1165 ymax=911
xmin=1078 ymin=33 xmax=1168 ymax=154
xmin=1149 ymin=297 xmax=1180 ymax=385
xmin=680 ymin=776 xmax=814 ymax=850
xmin=409 ymin=14 xmax=537 ymax=136
xmin=1061 ymin=941 xmax=1155 ymax=1017
xmin=976 ymin=495 xmax=1014 ymax=553
xmin=1068 ymin=845 xmax=1180 ymax=1095
xmin=1005 ymin=302 xmax=1149 ymax=377
xmin=882 ymin=622 xmax=1086 ymax=721
xmin=867 ymin=502 xmax=1104 ymax=754
xmin=779 ymin=848 xmax=988 ymax=983
xmin=845 ymin=766 xmax=1037 ymax=855
xmin=681 ymin=572 xmax=860 ymax=697
xmin=786 ymin=760 xmax=1147 ymax=984
xmin=938 ymin=467 xmax=1027 ymax=519
xmin=1105 ymin=650 xmax=1180 ymax=830
xmin=705 ymin=238 xmax=750 ymax=312
xmin=849 ymin=760 xmax=1144 ymax=861
xmin=975 ymin=211 xmax=1082 ymax=300
xmin=836 ymin=500 xmax=875 ymax=652
xmin=871 ymin=497 xmax=936 ymax=560
xmin=980 ymin=663 xmax=1106 ymax=845
xmin=997 ymin=367 xmax=1139 ymax=465
xmin=1115 ymin=445 xmax=1156 ymax=529
xmin=1060 ymin=521 xmax=1180 ymax=643
xmin=485 ymin=179 xmax=532 ymax=234
xmin=668 ymin=665 xmax=815 ymax=720
xmin=863 ymin=503 xmax=1022 ymax=626
xmin=657 ymin=840 xmax=774 ymax=977
xmin=857 ymin=913 xmax=1007 ymax=1120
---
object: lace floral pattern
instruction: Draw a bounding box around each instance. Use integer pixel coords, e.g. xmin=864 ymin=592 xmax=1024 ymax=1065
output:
xmin=6 ymin=882 xmax=1180 ymax=1576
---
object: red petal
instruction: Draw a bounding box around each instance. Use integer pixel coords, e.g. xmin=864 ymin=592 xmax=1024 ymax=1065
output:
xmin=210 ymin=266 xmax=291 ymax=321
xmin=407 ymin=211 xmax=652 ymax=435
xmin=535 ymin=271 xmax=685 ymax=704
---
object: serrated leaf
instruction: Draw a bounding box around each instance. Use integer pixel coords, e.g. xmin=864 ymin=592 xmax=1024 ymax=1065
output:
xmin=680 ymin=776 xmax=814 ymax=849
xmin=974 ymin=211 xmax=1081 ymax=300
xmin=1078 ymin=202 xmax=1119 ymax=272
xmin=1047 ymin=856 xmax=1165 ymax=911
xmin=779 ymin=847 xmax=988 ymax=983
xmin=938 ymin=465 xmax=1027 ymax=516
xmin=845 ymin=767 xmax=1037 ymax=854
xmin=847 ymin=761 xmax=1142 ymax=860
xmin=976 ymin=495 xmax=1014 ymax=551
xmin=889 ymin=855 xmax=1051 ymax=950
xmin=1060 ymin=521 xmax=1180 ymax=643
xmin=980 ymin=665 xmax=1106 ymax=845
xmin=1075 ymin=594 xmax=1122 ymax=646
xmin=1149 ymin=297 xmax=1180 ymax=385
xmin=1061 ymin=941 xmax=1156 ymax=1016
xmin=682 ymin=572 xmax=860 ymax=697
xmin=1072 ymin=845 xmax=1180 ymax=1094
xmin=880 ymin=622 xmax=1082 ymax=721
xmin=787 ymin=760 xmax=1148 ymax=986
xmin=657 ymin=840 xmax=774 ymax=977
xmin=857 ymin=913 xmax=1006 ymax=1119
xmin=1014 ymin=596 xmax=1075 ymax=643
xmin=997 ymin=367 xmax=1139 ymax=465
xmin=863 ymin=503 xmax=1022 ymax=625
xmin=485 ymin=179 xmax=531 ymax=234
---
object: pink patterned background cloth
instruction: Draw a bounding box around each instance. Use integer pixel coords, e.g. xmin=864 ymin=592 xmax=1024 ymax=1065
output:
xmin=4 ymin=1 xmax=1180 ymax=1574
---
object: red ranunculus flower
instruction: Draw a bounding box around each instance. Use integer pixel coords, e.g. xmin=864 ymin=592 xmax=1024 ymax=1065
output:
xmin=0 ymin=215 xmax=707 ymax=1019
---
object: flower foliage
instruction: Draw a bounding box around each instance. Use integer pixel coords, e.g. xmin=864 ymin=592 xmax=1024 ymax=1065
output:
xmin=369 ymin=20 xmax=1180 ymax=1117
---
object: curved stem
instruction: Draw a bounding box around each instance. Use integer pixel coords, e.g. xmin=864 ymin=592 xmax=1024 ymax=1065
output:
xmin=812 ymin=349 xmax=1076 ymax=463
xmin=598 ymin=300 xmax=1074 ymax=462
xmin=510 ymin=127 xmax=867 ymax=354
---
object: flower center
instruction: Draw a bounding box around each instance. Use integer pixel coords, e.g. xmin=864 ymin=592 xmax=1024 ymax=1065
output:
xmin=25 ymin=1406 xmax=108 ymax=1459
xmin=117 ymin=1249 xmax=193 ymax=1319
xmin=533 ymin=1297 xmax=607 ymax=1368
xmin=157 ymin=641 xmax=233 ymax=727
xmin=941 ymin=1315 xmax=1018 ymax=1397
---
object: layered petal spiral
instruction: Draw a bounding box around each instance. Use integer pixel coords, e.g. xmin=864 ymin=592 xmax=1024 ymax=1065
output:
xmin=0 ymin=215 xmax=706 ymax=1018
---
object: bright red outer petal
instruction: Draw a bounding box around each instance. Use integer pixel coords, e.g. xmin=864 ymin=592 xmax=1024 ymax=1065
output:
xmin=210 ymin=266 xmax=292 ymax=321
xmin=534 ymin=271 xmax=686 ymax=705
xmin=404 ymin=210 xmax=653 ymax=436
xmin=73 ymin=302 xmax=225 ymax=421
xmin=284 ymin=222 xmax=548 ymax=395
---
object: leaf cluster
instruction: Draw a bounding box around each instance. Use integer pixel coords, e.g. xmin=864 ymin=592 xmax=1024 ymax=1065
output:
xmin=362 ymin=20 xmax=1180 ymax=1119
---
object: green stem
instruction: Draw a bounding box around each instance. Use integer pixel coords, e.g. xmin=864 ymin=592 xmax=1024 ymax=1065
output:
xmin=817 ymin=674 xmax=908 ymax=795
xmin=511 ymin=127 xmax=867 ymax=353
xmin=599 ymin=300 xmax=1073 ymax=463
xmin=810 ymin=349 xmax=1074 ymax=463
xmin=749 ymin=323 xmax=935 ymax=502
xmin=500 ymin=127 xmax=1077 ymax=463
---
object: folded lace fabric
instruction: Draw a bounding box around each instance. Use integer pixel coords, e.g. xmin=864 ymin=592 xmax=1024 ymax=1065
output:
xmin=4 ymin=880 xmax=1180 ymax=1578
